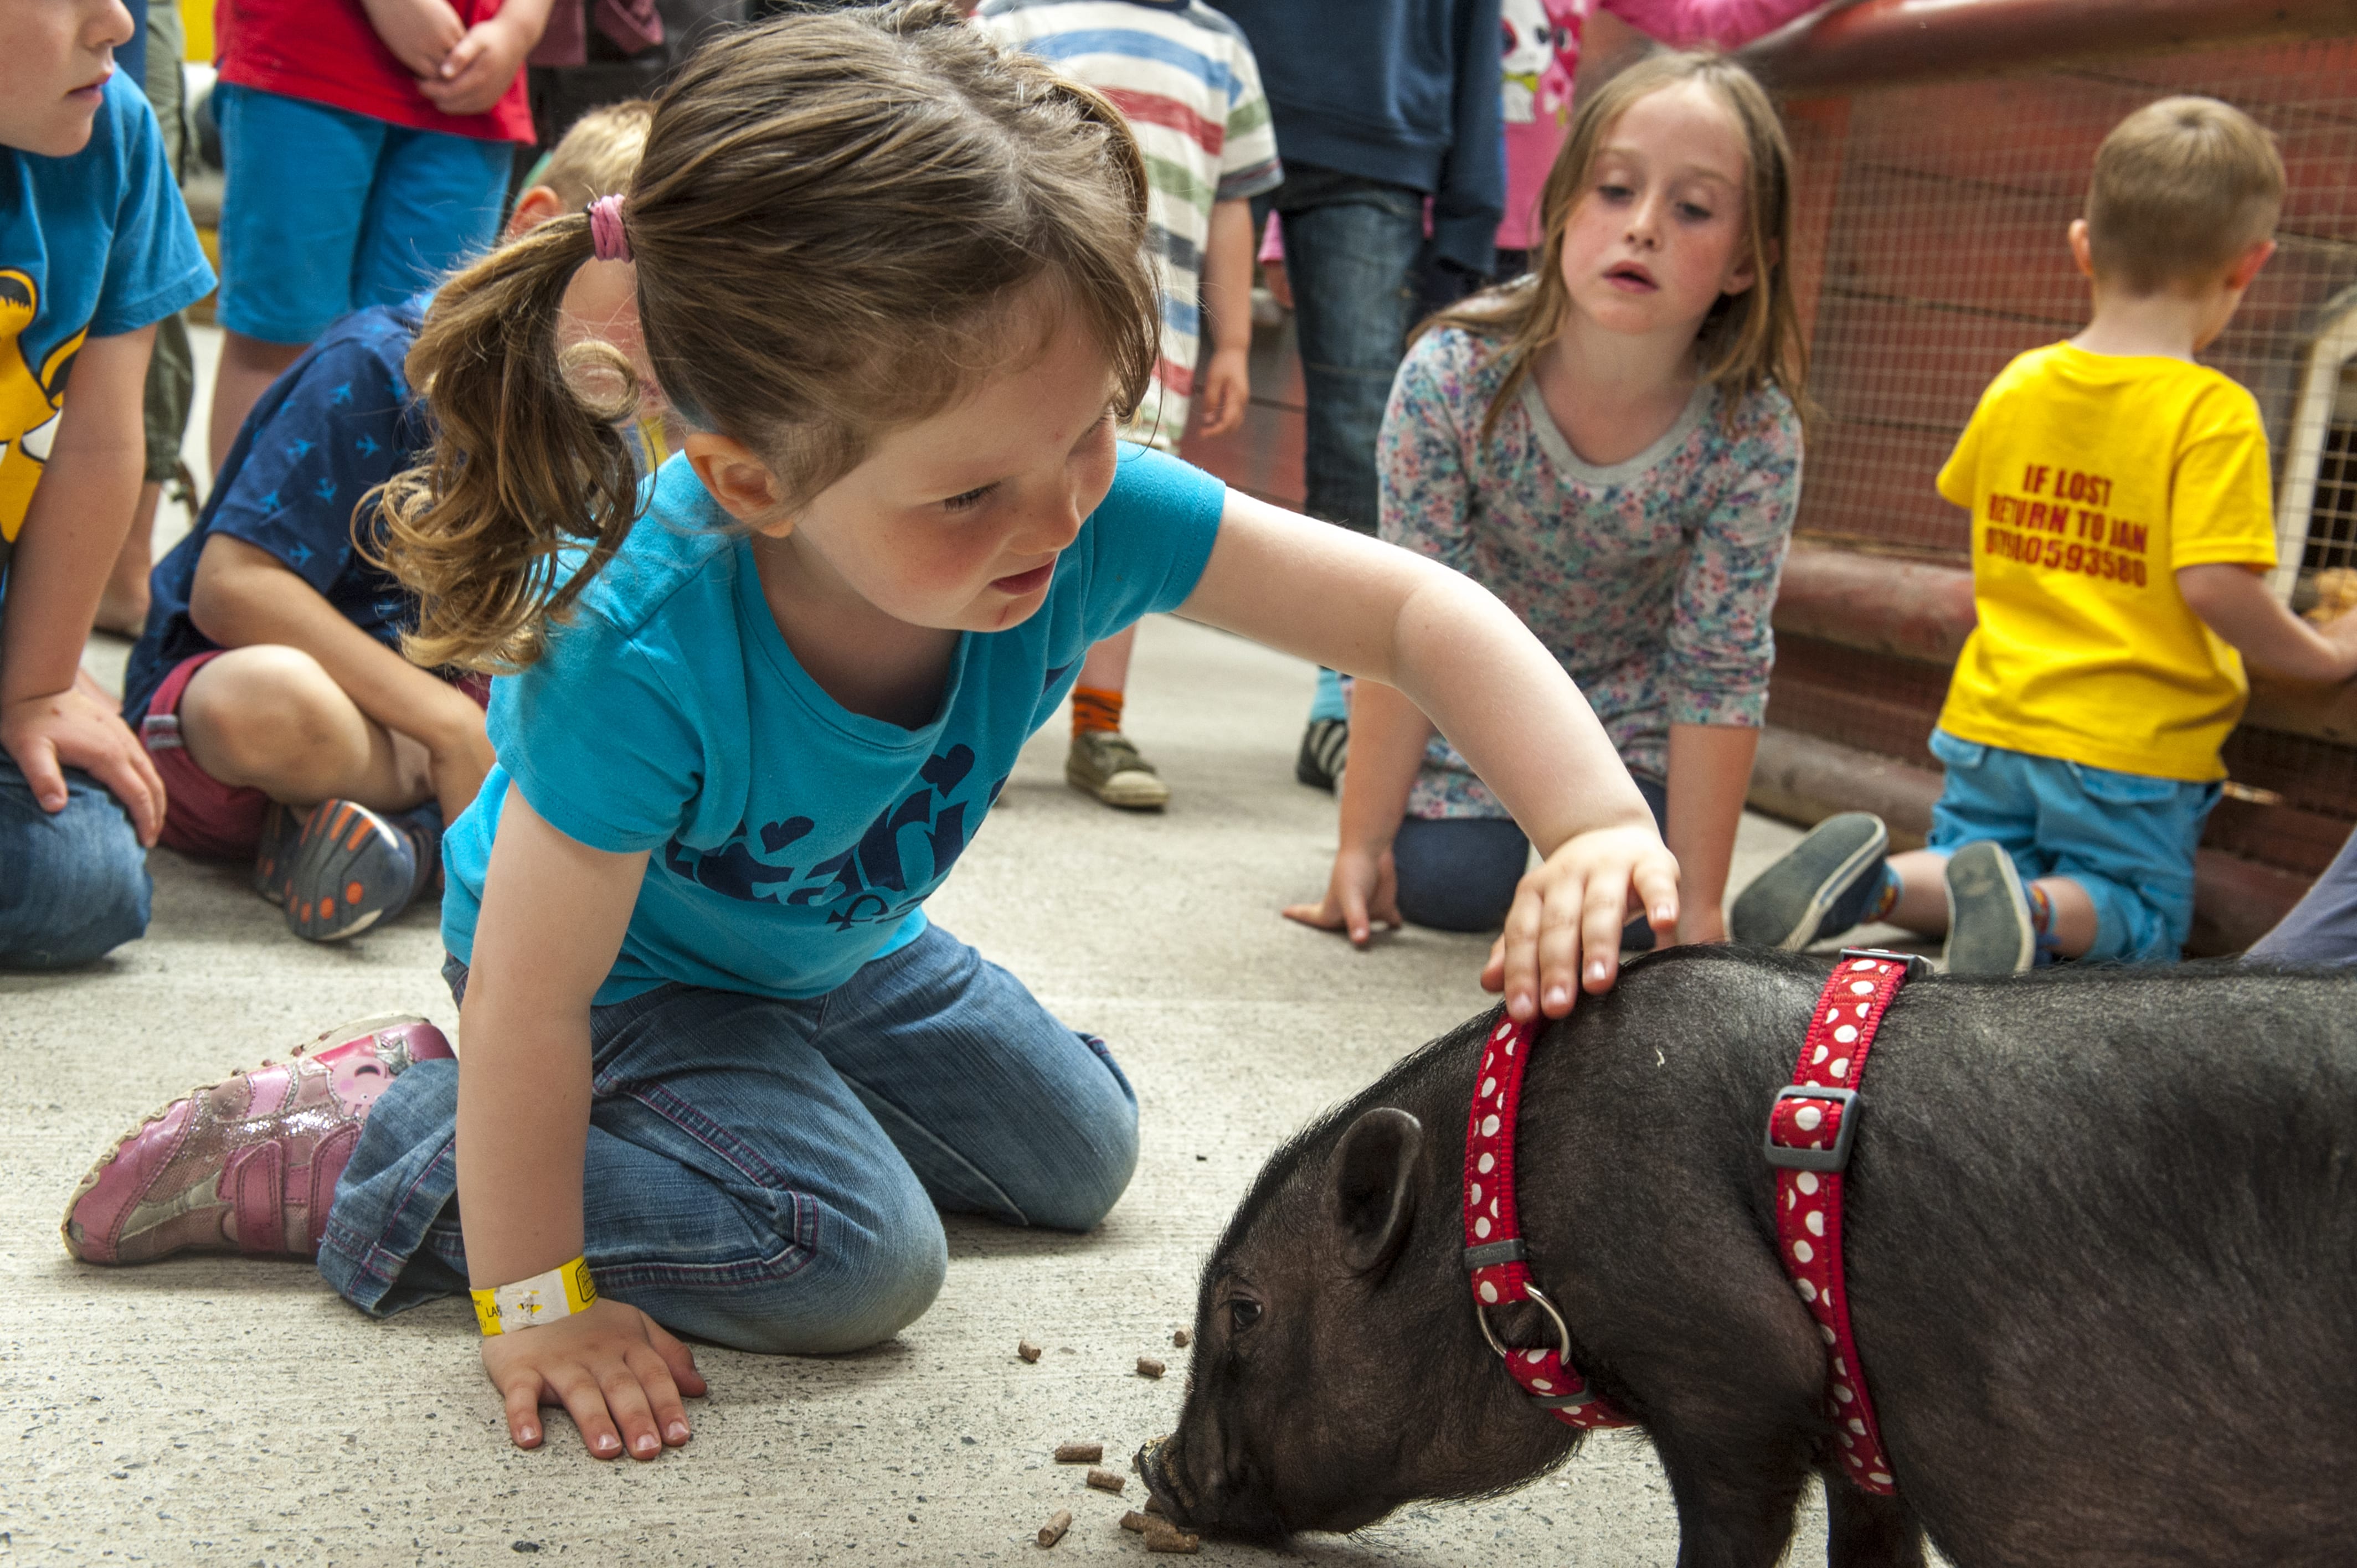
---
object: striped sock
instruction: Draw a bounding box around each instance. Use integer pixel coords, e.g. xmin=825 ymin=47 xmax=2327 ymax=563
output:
xmin=2027 ymin=883 xmax=2054 ymax=933
xmin=1072 ymin=685 xmax=1124 ymax=737
xmin=1870 ymin=864 xmax=1901 ymax=922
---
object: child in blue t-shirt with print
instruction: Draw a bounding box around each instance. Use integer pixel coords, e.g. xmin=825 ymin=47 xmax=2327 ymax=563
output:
xmin=1 ymin=4 xmax=214 ymax=970
xmin=63 ymin=7 xmax=1676 ymax=1462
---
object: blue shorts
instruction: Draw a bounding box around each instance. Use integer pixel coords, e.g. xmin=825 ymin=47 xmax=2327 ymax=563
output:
xmin=214 ymin=84 xmax=511 ymax=344
xmin=1925 ymin=728 xmax=2221 ymax=964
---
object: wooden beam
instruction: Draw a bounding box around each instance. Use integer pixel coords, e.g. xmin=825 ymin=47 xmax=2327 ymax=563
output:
xmin=1742 ymin=0 xmax=2357 ymax=96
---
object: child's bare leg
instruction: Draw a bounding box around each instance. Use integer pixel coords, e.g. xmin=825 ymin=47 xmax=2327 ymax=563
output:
xmin=2029 ymin=876 xmax=2096 ymax=958
xmin=1075 ymin=625 xmax=1136 ymax=692
xmin=207 ymin=332 xmax=306 ymax=473
xmin=175 ymin=645 xmax=431 ymax=813
xmin=1881 ymin=849 xmax=1952 ymax=935
xmin=94 ymin=481 xmax=162 ymax=637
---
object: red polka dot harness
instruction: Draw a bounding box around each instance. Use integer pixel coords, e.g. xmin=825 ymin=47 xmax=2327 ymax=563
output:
xmin=1462 ymin=948 xmax=1922 ymax=1494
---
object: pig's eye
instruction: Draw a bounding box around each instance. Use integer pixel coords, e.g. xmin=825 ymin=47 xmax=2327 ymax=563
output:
xmin=1228 ymin=1299 xmax=1262 ymax=1333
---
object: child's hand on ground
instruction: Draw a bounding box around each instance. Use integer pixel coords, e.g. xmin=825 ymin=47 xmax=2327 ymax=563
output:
xmin=481 ymin=1296 xmax=706 ymax=1458
xmin=1194 ymin=345 xmax=1251 ymax=439
xmin=2 ymin=679 xmax=165 ymax=845
xmin=425 ymin=687 xmax=497 ymax=827
xmin=1284 ymin=842 xmax=1402 ymax=947
xmin=359 ymin=0 xmax=466 ymax=81
xmin=1481 ymin=824 xmax=1679 ymax=1022
xmin=419 ymin=11 xmax=538 ymax=116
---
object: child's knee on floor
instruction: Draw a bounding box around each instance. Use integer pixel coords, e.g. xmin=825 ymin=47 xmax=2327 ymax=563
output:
xmin=176 ymin=645 xmax=374 ymax=796
xmin=0 ymin=766 xmax=152 ymax=968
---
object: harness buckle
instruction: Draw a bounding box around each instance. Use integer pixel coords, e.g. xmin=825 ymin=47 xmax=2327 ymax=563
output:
xmin=1763 ymin=1084 xmax=1860 ymax=1172
xmin=1838 ymin=946 xmax=1929 ymax=978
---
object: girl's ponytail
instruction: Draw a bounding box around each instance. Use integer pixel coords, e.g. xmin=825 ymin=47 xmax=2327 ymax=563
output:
xmin=372 ymin=215 xmax=645 ymax=673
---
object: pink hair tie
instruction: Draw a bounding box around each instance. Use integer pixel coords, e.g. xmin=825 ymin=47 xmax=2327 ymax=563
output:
xmin=588 ymin=195 xmax=632 ymax=262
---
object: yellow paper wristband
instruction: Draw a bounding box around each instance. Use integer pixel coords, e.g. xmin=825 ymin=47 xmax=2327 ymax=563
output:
xmin=471 ymin=1256 xmax=598 ymax=1336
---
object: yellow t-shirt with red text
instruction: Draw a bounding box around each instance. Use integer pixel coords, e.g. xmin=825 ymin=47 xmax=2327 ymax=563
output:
xmin=1934 ymin=343 xmax=2277 ymax=782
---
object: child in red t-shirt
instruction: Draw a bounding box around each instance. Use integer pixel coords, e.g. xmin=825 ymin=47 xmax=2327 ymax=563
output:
xmin=203 ymin=0 xmax=551 ymax=470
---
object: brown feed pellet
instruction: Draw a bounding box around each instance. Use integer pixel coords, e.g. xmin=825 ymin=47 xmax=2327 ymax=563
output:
xmin=1018 ymin=1339 xmax=1043 ymax=1364
xmin=1136 ymin=1356 xmax=1166 ymax=1379
xmin=1143 ymin=1495 xmax=1165 ymax=1517
xmin=1085 ymin=1468 xmax=1126 ymax=1494
xmin=1172 ymin=1328 xmax=1191 ymax=1348
xmin=1053 ymin=1443 xmax=1103 ymax=1464
xmin=1037 ymin=1508 xmax=1072 ymax=1548
xmin=1119 ymin=1511 xmax=1151 ymax=1533
xmin=1145 ymin=1524 xmax=1202 ymax=1554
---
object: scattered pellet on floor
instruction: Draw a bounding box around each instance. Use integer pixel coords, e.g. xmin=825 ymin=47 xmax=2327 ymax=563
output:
xmin=1054 ymin=1443 xmax=1103 ymax=1464
xmin=1171 ymin=1328 xmax=1191 ymax=1348
xmin=1145 ymin=1524 xmax=1202 ymax=1554
xmin=1037 ymin=1508 xmax=1072 ymax=1548
xmin=1018 ymin=1339 xmax=1043 ymax=1364
xmin=1144 ymin=1495 xmax=1166 ymax=1517
xmin=1119 ymin=1511 xmax=1151 ymax=1533
xmin=1085 ymin=1468 xmax=1126 ymax=1494
xmin=1136 ymin=1355 xmax=1166 ymax=1379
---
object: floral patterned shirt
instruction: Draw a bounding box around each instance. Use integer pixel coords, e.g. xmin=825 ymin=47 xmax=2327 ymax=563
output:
xmin=1381 ymin=324 xmax=1802 ymax=818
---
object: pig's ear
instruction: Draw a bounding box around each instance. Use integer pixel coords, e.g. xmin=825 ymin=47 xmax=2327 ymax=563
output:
xmin=1331 ymin=1107 xmax=1427 ymax=1280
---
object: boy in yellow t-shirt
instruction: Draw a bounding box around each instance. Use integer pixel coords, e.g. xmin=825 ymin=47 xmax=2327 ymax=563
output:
xmin=1735 ymin=96 xmax=2357 ymax=973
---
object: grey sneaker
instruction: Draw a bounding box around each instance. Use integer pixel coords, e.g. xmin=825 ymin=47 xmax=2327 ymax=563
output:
xmin=1942 ymin=841 xmax=2034 ymax=975
xmin=1730 ymin=812 xmax=1891 ymax=950
xmin=1067 ymin=730 xmax=1171 ymax=811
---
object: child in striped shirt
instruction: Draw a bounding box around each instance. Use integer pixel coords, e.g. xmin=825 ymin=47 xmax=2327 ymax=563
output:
xmin=977 ymin=0 xmax=1281 ymax=811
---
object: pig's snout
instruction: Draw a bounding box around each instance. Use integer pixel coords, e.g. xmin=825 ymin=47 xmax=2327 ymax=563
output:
xmin=1136 ymin=1422 xmax=1289 ymax=1540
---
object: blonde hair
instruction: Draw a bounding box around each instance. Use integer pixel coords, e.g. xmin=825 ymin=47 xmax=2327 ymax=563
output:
xmin=2087 ymin=96 xmax=2284 ymax=295
xmin=1422 ymin=49 xmax=1806 ymax=446
xmin=374 ymin=3 xmax=1157 ymax=672
xmin=537 ymin=98 xmax=655 ymax=209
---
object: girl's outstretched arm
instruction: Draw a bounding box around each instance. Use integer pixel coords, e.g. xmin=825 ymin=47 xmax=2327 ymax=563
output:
xmin=1181 ymin=491 xmax=1679 ymax=1018
xmin=460 ymin=788 xmax=706 ymax=1458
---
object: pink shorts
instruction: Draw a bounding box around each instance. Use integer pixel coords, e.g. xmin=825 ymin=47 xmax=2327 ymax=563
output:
xmin=139 ymin=651 xmax=493 ymax=861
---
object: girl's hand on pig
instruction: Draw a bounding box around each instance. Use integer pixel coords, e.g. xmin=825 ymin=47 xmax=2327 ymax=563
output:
xmin=480 ymin=1297 xmax=706 ymax=1458
xmin=1283 ymin=843 xmax=1403 ymax=947
xmin=1483 ymin=824 xmax=1679 ymax=1020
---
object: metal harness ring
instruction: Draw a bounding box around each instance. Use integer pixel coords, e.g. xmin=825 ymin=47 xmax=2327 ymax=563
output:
xmin=1475 ymin=1278 xmax=1573 ymax=1363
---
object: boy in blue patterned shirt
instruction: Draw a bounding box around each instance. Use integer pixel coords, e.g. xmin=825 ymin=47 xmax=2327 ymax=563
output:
xmin=2 ymin=1 xmax=214 ymax=970
xmin=120 ymin=101 xmax=651 ymax=942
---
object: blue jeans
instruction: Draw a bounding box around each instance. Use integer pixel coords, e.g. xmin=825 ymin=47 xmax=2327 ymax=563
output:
xmin=0 ymin=760 xmax=150 ymax=968
xmin=2246 ymin=819 xmax=2357 ymax=966
xmin=1269 ymin=166 xmax=1427 ymax=535
xmin=317 ymin=924 xmax=1138 ymax=1353
xmin=1393 ymin=773 xmax=1669 ymax=941
xmin=214 ymin=84 xmax=511 ymax=344
xmin=1924 ymin=729 xmax=2219 ymax=964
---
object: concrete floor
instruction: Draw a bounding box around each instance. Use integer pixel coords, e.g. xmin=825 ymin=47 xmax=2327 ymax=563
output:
xmin=9 ymin=321 xmax=1874 ymax=1564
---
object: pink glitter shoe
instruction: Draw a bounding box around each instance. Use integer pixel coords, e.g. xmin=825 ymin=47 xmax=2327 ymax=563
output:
xmin=61 ymin=1015 xmax=455 ymax=1266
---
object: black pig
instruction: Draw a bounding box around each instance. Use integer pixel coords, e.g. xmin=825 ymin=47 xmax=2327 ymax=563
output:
xmin=1140 ymin=947 xmax=2357 ymax=1566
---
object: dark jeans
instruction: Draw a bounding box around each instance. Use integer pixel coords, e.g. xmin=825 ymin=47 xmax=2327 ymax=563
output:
xmin=0 ymin=760 xmax=151 ymax=968
xmin=1393 ymin=773 xmax=1670 ymax=943
xmin=2247 ymin=820 xmax=2357 ymax=966
xmin=1264 ymin=164 xmax=1427 ymax=535
xmin=318 ymin=924 xmax=1138 ymax=1354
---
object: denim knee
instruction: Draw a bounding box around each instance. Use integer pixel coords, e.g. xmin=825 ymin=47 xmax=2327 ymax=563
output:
xmin=1393 ymin=817 xmax=1529 ymax=932
xmin=693 ymin=1185 xmax=948 ymax=1356
xmin=0 ymin=768 xmax=151 ymax=969
xmin=1009 ymin=1035 xmax=1138 ymax=1234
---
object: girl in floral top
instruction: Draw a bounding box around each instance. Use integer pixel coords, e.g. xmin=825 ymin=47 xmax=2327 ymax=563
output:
xmin=1288 ymin=50 xmax=1806 ymax=948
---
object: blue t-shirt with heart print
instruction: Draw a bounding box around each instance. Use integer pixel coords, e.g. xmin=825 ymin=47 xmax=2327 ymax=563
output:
xmin=440 ymin=442 xmax=1227 ymax=1004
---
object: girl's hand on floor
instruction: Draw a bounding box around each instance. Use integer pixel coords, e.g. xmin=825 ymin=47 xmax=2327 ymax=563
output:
xmin=481 ymin=1297 xmax=707 ymax=1459
xmin=1284 ymin=843 xmax=1402 ymax=948
xmin=1482 ymin=824 xmax=1679 ymax=1022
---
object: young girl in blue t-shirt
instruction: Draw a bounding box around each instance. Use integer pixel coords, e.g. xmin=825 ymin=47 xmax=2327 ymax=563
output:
xmin=63 ymin=5 xmax=1677 ymax=1461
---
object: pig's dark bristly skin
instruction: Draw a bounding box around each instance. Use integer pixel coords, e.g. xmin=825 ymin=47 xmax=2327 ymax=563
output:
xmin=1139 ymin=947 xmax=2357 ymax=1568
